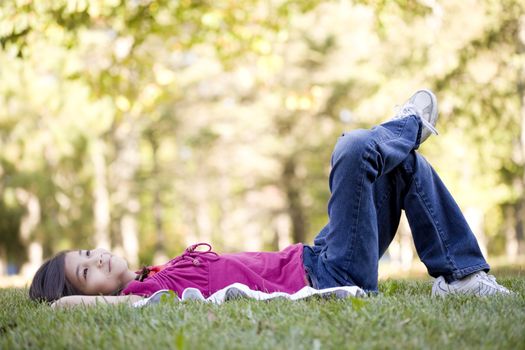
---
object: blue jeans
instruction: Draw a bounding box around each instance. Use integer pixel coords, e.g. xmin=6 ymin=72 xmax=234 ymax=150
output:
xmin=303 ymin=115 xmax=489 ymax=292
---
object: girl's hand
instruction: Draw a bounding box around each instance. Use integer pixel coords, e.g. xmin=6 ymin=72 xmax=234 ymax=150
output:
xmin=50 ymin=294 xmax=144 ymax=308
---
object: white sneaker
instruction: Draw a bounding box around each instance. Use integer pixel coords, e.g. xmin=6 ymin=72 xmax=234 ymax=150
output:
xmin=394 ymin=89 xmax=439 ymax=143
xmin=224 ymin=286 xmax=249 ymax=301
xmin=432 ymin=271 xmax=514 ymax=297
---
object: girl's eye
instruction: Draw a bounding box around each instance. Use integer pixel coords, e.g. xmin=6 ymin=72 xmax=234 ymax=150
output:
xmin=83 ymin=268 xmax=88 ymax=280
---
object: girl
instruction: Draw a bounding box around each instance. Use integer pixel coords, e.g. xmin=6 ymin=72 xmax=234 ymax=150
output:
xmin=29 ymin=89 xmax=513 ymax=307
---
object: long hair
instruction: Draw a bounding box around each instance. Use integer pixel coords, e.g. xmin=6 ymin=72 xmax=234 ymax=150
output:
xmin=29 ymin=251 xmax=81 ymax=303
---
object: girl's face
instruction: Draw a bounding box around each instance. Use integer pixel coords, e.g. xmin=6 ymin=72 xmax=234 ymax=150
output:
xmin=64 ymin=248 xmax=136 ymax=295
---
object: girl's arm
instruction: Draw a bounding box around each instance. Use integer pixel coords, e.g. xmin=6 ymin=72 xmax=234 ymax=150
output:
xmin=51 ymin=294 xmax=144 ymax=308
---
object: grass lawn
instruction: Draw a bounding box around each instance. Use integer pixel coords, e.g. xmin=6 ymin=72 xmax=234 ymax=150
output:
xmin=1 ymin=275 xmax=524 ymax=350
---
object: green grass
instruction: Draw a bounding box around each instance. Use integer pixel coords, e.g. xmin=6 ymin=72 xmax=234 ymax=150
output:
xmin=1 ymin=277 xmax=524 ymax=350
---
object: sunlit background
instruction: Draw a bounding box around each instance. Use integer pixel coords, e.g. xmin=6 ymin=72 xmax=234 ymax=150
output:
xmin=1 ymin=0 xmax=524 ymax=287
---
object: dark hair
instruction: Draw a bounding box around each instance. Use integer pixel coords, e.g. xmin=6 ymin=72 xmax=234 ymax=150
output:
xmin=29 ymin=251 xmax=81 ymax=303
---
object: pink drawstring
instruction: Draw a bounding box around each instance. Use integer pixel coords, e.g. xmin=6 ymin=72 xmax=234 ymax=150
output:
xmin=136 ymin=243 xmax=219 ymax=281
xmin=185 ymin=242 xmax=213 ymax=253
xmin=166 ymin=242 xmax=219 ymax=266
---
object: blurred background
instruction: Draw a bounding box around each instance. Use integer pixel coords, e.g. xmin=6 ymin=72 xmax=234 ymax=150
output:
xmin=1 ymin=0 xmax=524 ymax=287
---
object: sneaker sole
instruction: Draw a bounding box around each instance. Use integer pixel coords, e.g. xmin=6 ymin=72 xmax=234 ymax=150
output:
xmin=412 ymin=88 xmax=438 ymax=142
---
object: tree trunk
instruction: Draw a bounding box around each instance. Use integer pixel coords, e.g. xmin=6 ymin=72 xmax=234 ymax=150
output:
xmin=91 ymin=139 xmax=111 ymax=250
xmin=111 ymin=122 xmax=140 ymax=267
xmin=282 ymin=157 xmax=307 ymax=243
xmin=272 ymin=213 xmax=292 ymax=250
xmin=387 ymin=213 xmax=414 ymax=270
xmin=193 ymin=165 xmax=213 ymax=245
xmin=0 ymin=246 xmax=6 ymax=276
xmin=120 ymin=210 xmax=139 ymax=267
xmin=195 ymin=199 xmax=212 ymax=244
xmin=150 ymin=138 xmax=168 ymax=265
xmin=517 ymin=14 xmax=525 ymax=255
xmin=505 ymin=205 xmax=519 ymax=261
xmin=399 ymin=213 xmax=414 ymax=270
xmin=16 ymin=189 xmax=42 ymax=278
xmin=464 ymin=206 xmax=487 ymax=258
xmin=153 ymin=185 xmax=168 ymax=264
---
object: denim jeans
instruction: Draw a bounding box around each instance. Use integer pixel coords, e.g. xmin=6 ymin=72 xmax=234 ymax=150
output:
xmin=303 ymin=115 xmax=489 ymax=292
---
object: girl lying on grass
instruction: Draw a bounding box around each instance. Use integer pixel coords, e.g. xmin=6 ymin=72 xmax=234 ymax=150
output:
xmin=29 ymin=89 xmax=514 ymax=308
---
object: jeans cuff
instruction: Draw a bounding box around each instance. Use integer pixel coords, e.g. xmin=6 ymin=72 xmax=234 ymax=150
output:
xmin=445 ymin=263 xmax=491 ymax=283
xmin=412 ymin=115 xmax=423 ymax=150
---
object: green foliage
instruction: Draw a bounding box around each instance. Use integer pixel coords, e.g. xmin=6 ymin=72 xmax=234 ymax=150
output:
xmin=0 ymin=0 xmax=525 ymax=265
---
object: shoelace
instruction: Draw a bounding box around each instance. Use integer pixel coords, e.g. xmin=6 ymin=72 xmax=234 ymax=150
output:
xmin=394 ymin=103 xmax=439 ymax=136
xmin=478 ymin=272 xmax=510 ymax=292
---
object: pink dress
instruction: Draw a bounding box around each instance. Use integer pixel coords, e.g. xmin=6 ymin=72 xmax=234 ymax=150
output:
xmin=121 ymin=243 xmax=308 ymax=298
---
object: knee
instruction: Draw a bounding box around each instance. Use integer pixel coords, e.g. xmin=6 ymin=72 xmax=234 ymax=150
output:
xmin=333 ymin=129 xmax=373 ymax=164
